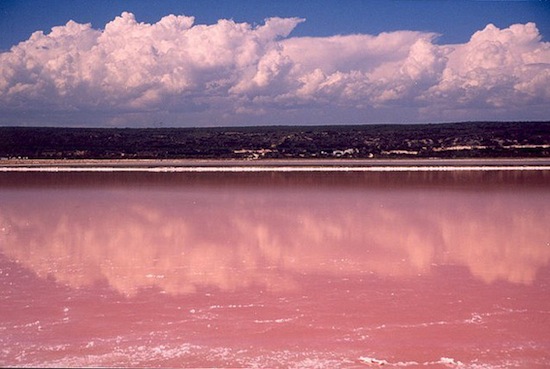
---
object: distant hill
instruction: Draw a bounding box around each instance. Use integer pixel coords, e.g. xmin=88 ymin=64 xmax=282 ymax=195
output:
xmin=1 ymin=122 xmax=549 ymax=160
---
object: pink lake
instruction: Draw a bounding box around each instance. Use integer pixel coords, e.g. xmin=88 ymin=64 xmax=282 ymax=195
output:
xmin=1 ymin=170 xmax=549 ymax=368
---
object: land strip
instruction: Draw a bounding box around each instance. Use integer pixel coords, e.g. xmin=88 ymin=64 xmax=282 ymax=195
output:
xmin=1 ymin=122 xmax=549 ymax=161
xmin=2 ymin=158 xmax=550 ymax=173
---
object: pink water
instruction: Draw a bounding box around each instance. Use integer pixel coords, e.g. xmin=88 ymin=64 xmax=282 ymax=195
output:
xmin=1 ymin=170 xmax=549 ymax=368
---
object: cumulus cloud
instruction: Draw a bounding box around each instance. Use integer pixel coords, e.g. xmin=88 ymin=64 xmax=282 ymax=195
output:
xmin=0 ymin=13 xmax=548 ymax=125
xmin=424 ymin=23 xmax=550 ymax=119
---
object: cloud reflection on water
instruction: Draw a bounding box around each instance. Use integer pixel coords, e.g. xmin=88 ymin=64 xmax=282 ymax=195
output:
xmin=1 ymin=172 xmax=549 ymax=296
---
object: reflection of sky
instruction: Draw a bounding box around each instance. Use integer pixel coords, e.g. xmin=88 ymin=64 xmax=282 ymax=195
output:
xmin=1 ymin=173 xmax=549 ymax=296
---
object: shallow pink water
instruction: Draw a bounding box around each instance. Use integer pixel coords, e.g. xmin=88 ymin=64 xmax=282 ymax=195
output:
xmin=1 ymin=171 xmax=549 ymax=368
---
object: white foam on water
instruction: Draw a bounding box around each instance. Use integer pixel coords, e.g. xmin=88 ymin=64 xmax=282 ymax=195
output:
xmin=253 ymin=317 xmax=294 ymax=324
xmin=208 ymin=303 xmax=264 ymax=310
xmin=359 ymin=356 xmax=389 ymax=365
xmin=5 ymin=339 xmax=528 ymax=369
xmin=19 ymin=342 xmax=198 ymax=368
xmin=359 ymin=355 xmax=468 ymax=367
xmin=241 ymin=348 xmax=351 ymax=369
xmin=356 ymin=355 xmax=532 ymax=369
xmin=438 ymin=357 xmax=464 ymax=367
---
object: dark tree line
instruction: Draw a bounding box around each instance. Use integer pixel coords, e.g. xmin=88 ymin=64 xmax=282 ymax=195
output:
xmin=1 ymin=121 xmax=549 ymax=160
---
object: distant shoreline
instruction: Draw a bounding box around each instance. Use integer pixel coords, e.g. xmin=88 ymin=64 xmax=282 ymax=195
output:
xmin=2 ymin=122 xmax=549 ymax=161
xmin=2 ymin=158 xmax=550 ymax=172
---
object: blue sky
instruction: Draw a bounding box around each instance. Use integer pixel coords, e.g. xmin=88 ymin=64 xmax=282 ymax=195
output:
xmin=0 ymin=0 xmax=549 ymax=127
xmin=2 ymin=0 xmax=549 ymax=49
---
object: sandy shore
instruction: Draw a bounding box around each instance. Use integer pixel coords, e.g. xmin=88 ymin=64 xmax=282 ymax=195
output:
xmin=2 ymin=158 xmax=550 ymax=171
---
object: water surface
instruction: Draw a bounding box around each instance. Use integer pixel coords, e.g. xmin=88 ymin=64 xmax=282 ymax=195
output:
xmin=1 ymin=170 xmax=549 ymax=368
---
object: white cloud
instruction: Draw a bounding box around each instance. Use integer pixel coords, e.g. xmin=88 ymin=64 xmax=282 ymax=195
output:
xmin=0 ymin=14 xmax=548 ymax=126
xmin=425 ymin=22 xmax=550 ymax=113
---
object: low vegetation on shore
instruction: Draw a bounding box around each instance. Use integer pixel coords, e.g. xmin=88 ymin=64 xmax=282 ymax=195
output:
xmin=1 ymin=122 xmax=549 ymax=160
